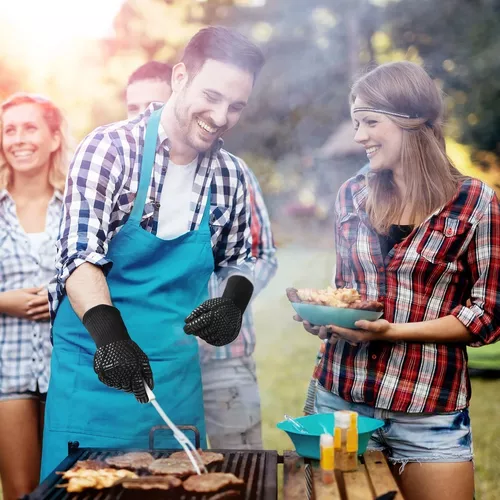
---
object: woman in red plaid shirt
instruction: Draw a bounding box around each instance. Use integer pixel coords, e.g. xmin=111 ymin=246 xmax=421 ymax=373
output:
xmin=297 ymin=61 xmax=500 ymax=500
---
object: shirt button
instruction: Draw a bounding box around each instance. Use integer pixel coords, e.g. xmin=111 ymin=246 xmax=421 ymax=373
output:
xmin=162 ymin=167 xmax=167 ymax=173
xmin=154 ymin=202 xmax=161 ymax=209
xmin=446 ymin=228 xmax=453 ymax=236
xmin=371 ymin=354 xmax=377 ymax=360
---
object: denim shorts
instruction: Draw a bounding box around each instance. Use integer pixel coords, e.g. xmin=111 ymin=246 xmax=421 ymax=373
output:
xmin=315 ymin=384 xmax=473 ymax=466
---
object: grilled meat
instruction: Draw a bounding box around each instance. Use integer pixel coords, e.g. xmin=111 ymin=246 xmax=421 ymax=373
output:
xmin=168 ymin=450 xmax=224 ymax=466
xmin=120 ymin=475 xmax=182 ymax=490
xmin=105 ymin=452 xmax=154 ymax=470
xmin=61 ymin=459 xmax=108 ymax=472
xmin=183 ymin=472 xmax=244 ymax=493
xmin=285 ymin=287 xmax=301 ymax=303
xmin=59 ymin=468 xmax=137 ymax=492
xmin=148 ymin=458 xmax=197 ymax=477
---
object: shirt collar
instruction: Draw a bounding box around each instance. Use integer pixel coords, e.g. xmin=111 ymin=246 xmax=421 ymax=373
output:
xmin=0 ymin=188 xmax=63 ymax=204
xmin=52 ymin=189 xmax=64 ymax=203
xmin=350 ymin=177 xmax=369 ymax=214
xmin=0 ymin=189 xmax=9 ymax=203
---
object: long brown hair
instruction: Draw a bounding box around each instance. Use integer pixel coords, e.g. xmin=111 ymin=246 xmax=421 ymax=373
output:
xmin=0 ymin=93 xmax=70 ymax=192
xmin=350 ymin=61 xmax=463 ymax=234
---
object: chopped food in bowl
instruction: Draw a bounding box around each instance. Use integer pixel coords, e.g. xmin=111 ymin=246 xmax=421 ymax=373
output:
xmin=287 ymin=287 xmax=383 ymax=328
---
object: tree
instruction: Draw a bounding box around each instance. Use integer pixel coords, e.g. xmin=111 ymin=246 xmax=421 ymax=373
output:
xmin=385 ymin=0 xmax=500 ymax=154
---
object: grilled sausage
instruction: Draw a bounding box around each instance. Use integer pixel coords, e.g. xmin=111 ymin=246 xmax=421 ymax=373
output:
xmin=286 ymin=287 xmax=301 ymax=303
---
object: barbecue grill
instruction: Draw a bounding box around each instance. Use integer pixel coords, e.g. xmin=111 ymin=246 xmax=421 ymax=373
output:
xmin=23 ymin=426 xmax=278 ymax=500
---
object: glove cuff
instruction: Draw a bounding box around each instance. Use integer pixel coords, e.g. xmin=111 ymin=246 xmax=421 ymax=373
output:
xmin=83 ymin=304 xmax=130 ymax=348
xmin=222 ymin=275 xmax=254 ymax=314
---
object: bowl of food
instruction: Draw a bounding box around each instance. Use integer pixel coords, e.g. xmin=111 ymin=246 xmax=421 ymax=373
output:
xmin=286 ymin=287 xmax=383 ymax=328
xmin=276 ymin=413 xmax=384 ymax=459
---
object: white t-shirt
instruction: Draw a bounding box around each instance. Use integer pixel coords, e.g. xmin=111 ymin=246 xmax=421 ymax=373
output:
xmin=156 ymin=159 xmax=198 ymax=240
xmin=26 ymin=232 xmax=46 ymax=255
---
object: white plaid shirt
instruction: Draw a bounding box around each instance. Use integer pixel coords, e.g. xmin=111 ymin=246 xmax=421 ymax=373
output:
xmin=50 ymin=103 xmax=254 ymax=319
xmin=0 ymin=190 xmax=62 ymax=394
xmin=200 ymin=165 xmax=277 ymax=362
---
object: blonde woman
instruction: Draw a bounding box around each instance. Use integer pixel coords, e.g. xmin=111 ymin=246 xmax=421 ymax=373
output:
xmin=297 ymin=62 xmax=500 ymax=500
xmin=0 ymin=93 xmax=69 ymax=499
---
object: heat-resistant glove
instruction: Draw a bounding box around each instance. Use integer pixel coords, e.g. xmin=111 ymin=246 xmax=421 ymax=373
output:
xmin=184 ymin=275 xmax=254 ymax=346
xmin=82 ymin=304 xmax=154 ymax=403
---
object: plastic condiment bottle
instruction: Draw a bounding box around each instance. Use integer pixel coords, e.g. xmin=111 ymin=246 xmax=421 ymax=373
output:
xmin=320 ymin=433 xmax=335 ymax=484
xmin=345 ymin=411 xmax=359 ymax=471
xmin=334 ymin=410 xmax=358 ymax=472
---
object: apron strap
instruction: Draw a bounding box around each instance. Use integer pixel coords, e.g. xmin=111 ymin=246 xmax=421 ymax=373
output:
xmin=129 ymin=106 xmax=164 ymax=224
xmin=198 ymin=184 xmax=212 ymax=230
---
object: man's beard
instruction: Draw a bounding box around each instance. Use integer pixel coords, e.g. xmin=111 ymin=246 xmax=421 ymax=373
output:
xmin=173 ymin=99 xmax=213 ymax=153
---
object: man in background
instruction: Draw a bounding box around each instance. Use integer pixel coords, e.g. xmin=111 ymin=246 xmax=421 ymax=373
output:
xmin=126 ymin=61 xmax=173 ymax=118
xmin=125 ymin=59 xmax=278 ymax=449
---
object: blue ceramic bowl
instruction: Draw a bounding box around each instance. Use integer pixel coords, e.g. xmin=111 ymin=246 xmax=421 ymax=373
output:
xmin=291 ymin=302 xmax=382 ymax=328
xmin=276 ymin=413 xmax=384 ymax=460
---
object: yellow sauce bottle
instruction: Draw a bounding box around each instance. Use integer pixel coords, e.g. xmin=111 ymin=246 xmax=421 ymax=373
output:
xmin=334 ymin=410 xmax=358 ymax=471
xmin=320 ymin=433 xmax=335 ymax=484
xmin=345 ymin=411 xmax=359 ymax=471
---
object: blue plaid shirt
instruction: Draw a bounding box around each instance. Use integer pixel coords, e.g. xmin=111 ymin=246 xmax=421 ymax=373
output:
xmin=200 ymin=165 xmax=277 ymax=362
xmin=49 ymin=104 xmax=254 ymax=320
xmin=0 ymin=190 xmax=62 ymax=394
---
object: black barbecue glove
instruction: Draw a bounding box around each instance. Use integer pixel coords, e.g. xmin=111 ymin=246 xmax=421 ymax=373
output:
xmin=82 ymin=304 xmax=154 ymax=404
xmin=184 ymin=275 xmax=254 ymax=346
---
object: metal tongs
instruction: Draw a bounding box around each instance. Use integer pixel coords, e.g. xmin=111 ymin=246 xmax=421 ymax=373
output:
xmin=144 ymin=382 xmax=207 ymax=475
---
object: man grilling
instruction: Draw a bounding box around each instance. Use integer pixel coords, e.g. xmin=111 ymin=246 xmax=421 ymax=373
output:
xmin=41 ymin=26 xmax=264 ymax=478
xmin=124 ymin=61 xmax=277 ymax=451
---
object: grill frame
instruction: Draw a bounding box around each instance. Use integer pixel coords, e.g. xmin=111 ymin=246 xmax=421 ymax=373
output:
xmin=24 ymin=442 xmax=278 ymax=500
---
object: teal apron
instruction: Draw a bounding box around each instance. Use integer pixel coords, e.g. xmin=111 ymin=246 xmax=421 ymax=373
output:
xmin=41 ymin=107 xmax=213 ymax=479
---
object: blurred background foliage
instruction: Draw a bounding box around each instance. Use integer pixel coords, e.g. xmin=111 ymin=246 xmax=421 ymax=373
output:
xmin=1 ymin=0 xmax=499 ymax=241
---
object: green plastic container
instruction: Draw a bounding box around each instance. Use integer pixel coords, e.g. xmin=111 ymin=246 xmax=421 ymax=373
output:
xmin=276 ymin=413 xmax=384 ymax=460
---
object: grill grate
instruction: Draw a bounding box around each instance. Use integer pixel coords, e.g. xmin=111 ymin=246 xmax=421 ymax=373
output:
xmin=26 ymin=447 xmax=278 ymax=500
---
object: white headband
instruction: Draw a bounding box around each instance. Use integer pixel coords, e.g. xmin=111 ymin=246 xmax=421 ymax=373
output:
xmin=352 ymin=106 xmax=420 ymax=119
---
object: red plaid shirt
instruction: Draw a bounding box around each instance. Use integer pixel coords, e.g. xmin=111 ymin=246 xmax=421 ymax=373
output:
xmin=316 ymin=176 xmax=500 ymax=413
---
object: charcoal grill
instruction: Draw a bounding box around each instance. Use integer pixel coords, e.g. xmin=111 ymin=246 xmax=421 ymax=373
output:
xmin=24 ymin=426 xmax=278 ymax=500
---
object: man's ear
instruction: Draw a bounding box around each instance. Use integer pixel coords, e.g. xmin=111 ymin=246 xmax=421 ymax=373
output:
xmin=171 ymin=62 xmax=189 ymax=93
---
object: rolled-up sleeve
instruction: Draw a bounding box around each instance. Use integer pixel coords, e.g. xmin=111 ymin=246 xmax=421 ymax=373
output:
xmin=451 ymin=196 xmax=500 ymax=346
xmin=51 ymin=131 xmax=123 ymax=316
